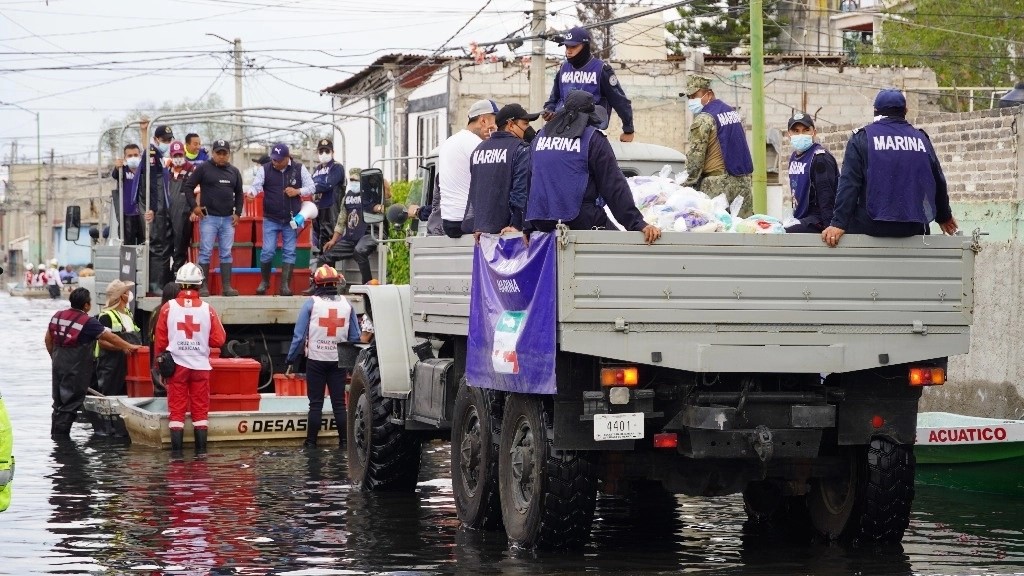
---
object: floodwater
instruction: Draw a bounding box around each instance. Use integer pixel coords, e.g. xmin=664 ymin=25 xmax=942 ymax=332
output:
xmin=1 ymin=293 xmax=1023 ymax=575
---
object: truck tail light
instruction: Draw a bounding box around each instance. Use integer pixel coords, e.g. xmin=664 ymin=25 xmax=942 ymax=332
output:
xmin=653 ymin=432 xmax=677 ymax=448
xmin=601 ymin=367 xmax=639 ymax=387
xmin=909 ymin=367 xmax=945 ymax=386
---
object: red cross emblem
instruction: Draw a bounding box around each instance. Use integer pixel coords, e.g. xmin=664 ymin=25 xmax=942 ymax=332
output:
xmin=177 ymin=314 xmax=201 ymax=339
xmin=318 ymin=308 xmax=347 ymax=338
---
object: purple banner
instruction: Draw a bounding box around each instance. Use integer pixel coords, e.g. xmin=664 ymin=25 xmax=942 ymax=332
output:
xmin=466 ymin=232 xmax=557 ymax=395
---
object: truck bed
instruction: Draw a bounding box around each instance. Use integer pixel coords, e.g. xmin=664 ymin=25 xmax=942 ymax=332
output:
xmin=409 ymin=230 xmax=975 ymax=373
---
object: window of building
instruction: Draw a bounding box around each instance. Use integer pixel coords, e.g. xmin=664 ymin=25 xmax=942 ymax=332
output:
xmin=374 ymin=95 xmax=389 ymax=147
xmin=417 ymin=113 xmax=440 ymax=160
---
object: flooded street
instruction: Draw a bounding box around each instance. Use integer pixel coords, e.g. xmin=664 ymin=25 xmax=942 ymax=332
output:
xmin=1 ymin=293 xmax=1023 ymax=575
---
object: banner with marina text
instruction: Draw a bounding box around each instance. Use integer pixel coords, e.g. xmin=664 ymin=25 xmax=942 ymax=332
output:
xmin=466 ymin=232 xmax=557 ymax=395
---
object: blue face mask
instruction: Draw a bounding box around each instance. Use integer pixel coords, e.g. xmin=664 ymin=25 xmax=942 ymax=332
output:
xmin=157 ymin=142 xmax=170 ymax=154
xmin=791 ymin=134 xmax=814 ymax=153
xmin=687 ymin=98 xmax=703 ymax=115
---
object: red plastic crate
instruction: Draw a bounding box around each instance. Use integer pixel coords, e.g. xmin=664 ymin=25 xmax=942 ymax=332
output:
xmin=273 ymin=373 xmax=307 ymax=396
xmin=190 ymin=243 xmax=254 ymax=269
xmin=209 ymin=393 xmax=261 ymax=412
xmin=190 ymin=217 xmax=257 ymax=246
xmin=127 ymin=376 xmax=154 ymax=398
xmin=244 ymin=196 xmax=263 ymax=218
xmin=255 ymin=219 xmax=312 ymax=248
xmin=209 ymin=357 xmax=261 ymax=396
xmin=223 ymin=268 xmax=264 ymax=296
xmin=127 ymin=347 xmax=151 ymax=380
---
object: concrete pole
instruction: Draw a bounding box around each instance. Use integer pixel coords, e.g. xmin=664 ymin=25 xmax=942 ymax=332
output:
xmin=530 ymin=0 xmax=547 ymax=114
xmin=233 ymin=37 xmax=244 ymax=164
xmin=750 ymin=0 xmax=767 ymax=215
xmin=33 ymin=111 xmax=42 ymax=264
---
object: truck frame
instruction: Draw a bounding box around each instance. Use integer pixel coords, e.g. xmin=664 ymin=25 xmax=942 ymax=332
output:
xmin=350 ymin=226 xmax=977 ymax=548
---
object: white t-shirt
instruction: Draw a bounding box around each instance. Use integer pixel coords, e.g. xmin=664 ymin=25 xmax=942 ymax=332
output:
xmin=438 ymin=129 xmax=483 ymax=222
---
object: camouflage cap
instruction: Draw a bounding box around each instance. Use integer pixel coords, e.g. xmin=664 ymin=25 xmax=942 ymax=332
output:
xmin=685 ymin=74 xmax=712 ymax=97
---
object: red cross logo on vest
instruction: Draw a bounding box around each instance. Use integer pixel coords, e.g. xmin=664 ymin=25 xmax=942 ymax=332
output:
xmin=318 ymin=308 xmax=346 ymax=338
xmin=177 ymin=314 xmax=201 ymax=339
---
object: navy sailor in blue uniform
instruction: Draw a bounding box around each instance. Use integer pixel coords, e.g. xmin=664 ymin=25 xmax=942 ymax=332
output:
xmin=542 ymin=26 xmax=635 ymax=143
xmin=822 ymin=89 xmax=959 ymax=247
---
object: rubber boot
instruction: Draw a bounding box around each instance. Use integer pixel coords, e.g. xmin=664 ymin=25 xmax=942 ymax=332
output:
xmin=199 ymin=264 xmax=210 ymax=297
xmin=194 ymin=428 xmax=208 ymax=454
xmin=220 ymin=263 xmax=239 ymax=297
xmin=255 ymin=261 xmax=272 ymax=295
xmin=303 ymin=410 xmax=320 ymax=449
xmin=170 ymin=429 xmax=184 ymax=454
xmin=279 ymin=263 xmax=294 ymax=296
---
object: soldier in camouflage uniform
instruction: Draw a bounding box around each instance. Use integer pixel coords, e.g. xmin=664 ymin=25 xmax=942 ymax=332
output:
xmin=682 ymin=74 xmax=754 ymax=216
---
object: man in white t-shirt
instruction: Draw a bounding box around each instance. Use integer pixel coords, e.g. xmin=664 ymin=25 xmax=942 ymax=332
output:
xmin=438 ymin=99 xmax=499 ymax=238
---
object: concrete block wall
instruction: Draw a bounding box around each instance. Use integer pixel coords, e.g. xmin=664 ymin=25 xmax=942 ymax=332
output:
xmin=818 ymin=106 xmax=1024 ymax=418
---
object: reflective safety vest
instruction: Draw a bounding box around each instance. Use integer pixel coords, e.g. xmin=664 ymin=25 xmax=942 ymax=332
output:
xmin=48 ymin=308 xmax=91 ymax=348
xmin=95 ymin=309 xmax=138 ymax=357
xmin=306 ymin=295 xmax=353 ymax=362
xmin=166 ymin=299 xmax=214 ymax=370
xmin=0 ymin=395 xmax=13 ymax=512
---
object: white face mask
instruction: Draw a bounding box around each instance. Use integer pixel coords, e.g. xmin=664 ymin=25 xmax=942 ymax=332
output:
xmin=126 ymin=291 xmax=134 ymax=304
xmin=318 ymin=152 xmax=332 ymax=163
xmin=171 ymin=157 xmax=186 ymax=167
xmin=125 ymin=156 xmax=142 ymax=170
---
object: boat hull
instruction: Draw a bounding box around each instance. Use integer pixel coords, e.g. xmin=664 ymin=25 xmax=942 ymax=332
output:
xmin=116 ymin=395 xmax=339 ymax=447
xmin=916 ymin=411 xmax=1024 ymax=465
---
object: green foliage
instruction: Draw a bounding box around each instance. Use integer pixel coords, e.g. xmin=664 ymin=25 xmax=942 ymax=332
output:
xmin=667 ymin=1 xmax=786 ymax=55
xmin=860 ymin=0 xmax=1024 ymax=111
xmin=384 ymin=180 xmax=421 ymax=285
xmin=101 ymin=93 xmax=227 ymax=159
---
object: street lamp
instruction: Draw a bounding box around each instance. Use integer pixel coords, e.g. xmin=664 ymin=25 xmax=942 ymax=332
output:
xmin=0 ymin=101 xmax=42 ymax=263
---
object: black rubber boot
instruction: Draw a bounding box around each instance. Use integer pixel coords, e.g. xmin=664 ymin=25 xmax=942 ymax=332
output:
xmin=170 ymin=429 xmax=184 ymax=453
xmin=255 ymin=261 xmax=272 ymax=295
xmin=303 ymin=410 xmax=320 ymax=449
xmin=279 ymin=263 xmax=294 ymax=296
xmin=199 ymin=264 xmax=210 ymax=297
xmin=220 ymin=263 xmax=239 ymax=297
xmin=194 ymin=428 xmax=208 ymax=454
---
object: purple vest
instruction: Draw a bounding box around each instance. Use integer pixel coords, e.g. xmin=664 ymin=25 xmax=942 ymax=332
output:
xmin=526 ymin=126 xmax=595 ymax=222
xmin=465 ymin=134 xmax=521 ymax=234
xmin=556 ymin=58 xmax=603 ymax=108
xmin=701 ymin=99 xmax=753 ymax=176
xmin=788 ymin=143 xmax=824 ymax=220
xmin=864 ymin=120 xmax=936 ymax=224
xmin=261 ymin=162 xmax=303 ymax=223
xmin=122 ymin=168 xmax=141 ymax=216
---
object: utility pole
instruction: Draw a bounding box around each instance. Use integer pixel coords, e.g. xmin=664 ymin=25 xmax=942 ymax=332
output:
xmin=47 ymin=148 xmax=54 ymax=261
xmin=530 ymin=0 xmax=547 ymax=114
xmin=233 ymin=37 xmax=244 ymax=154
xmin=750 ymin=0 xmax=767 ymax=215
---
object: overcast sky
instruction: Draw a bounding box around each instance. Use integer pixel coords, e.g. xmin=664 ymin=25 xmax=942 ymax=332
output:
xmin=0 ymin=0 xmax=676 ymax=164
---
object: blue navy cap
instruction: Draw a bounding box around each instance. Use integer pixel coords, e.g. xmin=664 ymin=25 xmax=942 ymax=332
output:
xmin=270 ymin=142 xmax=290 ymax=161
xmin=874 ymin=88 xmax=907 ymax=111
xmin=559 ymin=26 xmax=591 ymax=47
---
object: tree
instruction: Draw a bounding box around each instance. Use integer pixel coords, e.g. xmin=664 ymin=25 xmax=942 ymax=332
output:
xmin=667 ymin=0 xmax=786 ymax=55
xmin=100 ymin=94 xmax=228 ymax=162
xmin=859 ymin=0 xmax=1024 ymax=111
xmin=576 ymin=1 xmax=618 ymax=60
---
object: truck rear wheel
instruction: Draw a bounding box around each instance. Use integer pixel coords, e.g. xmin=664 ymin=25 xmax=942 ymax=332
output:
xmin=451 ymin=381 xmax=503 ymax=530
xmin=807 ymin=436 xmax=915 ymax=543
xmin=347 ymin=346 xmax=421 ymax=491
xmin=498 ymin=393 xmax=597 ymax=549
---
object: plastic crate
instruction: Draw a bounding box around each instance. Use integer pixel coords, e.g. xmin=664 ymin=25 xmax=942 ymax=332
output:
xmin=209 ymin=393 xmax=261 ymax=412
xmin=222 ymin=268 xmax=264 ymax=296
xmin=255 ymin=219 xmax=312 ymax=248
xmin=190 ymin=242 xmax=255 ymax=269
xmin=254 ymin=247 xmax=311 ymax=269
xmin=190 ymin=217 xmax=257 ymax=246
xmin=127 ymin=347 xmax=151 ymax=380
xmin=244 ymin=196 xmax=263 ymax=218
xmin=273 ymin=373 xmax=308 ymax=396
xmin=209 ymin=357 xmax=261 ymax=396
xmin=127 ymin=376 xmax=154 ymax=398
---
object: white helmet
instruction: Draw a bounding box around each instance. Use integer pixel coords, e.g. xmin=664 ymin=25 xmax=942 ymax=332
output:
xmin=25 ymin=263 xmax=33 ymax=271
xmin=175 ymin=262 xmax=204 ymax=285
xmin=50 ymin=258 xmax=58 ymax=266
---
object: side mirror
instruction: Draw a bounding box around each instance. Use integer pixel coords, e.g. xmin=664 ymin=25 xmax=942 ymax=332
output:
xmin=360 ymin=168 xmax=385 ymax=224
xmin=65 ymin=205 xmax=81 ymax=242
xmin=386 ymin=203 xmax=409 ymax=226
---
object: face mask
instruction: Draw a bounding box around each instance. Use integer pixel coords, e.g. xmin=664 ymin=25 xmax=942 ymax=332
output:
xmin=157 ymin=142 xmax=170 ymax=154
xmin=171 ymin=157 xmax=185 ymax=167
xmin=687 ymin=98 xmax=704 ymax=115
xmin=522 ymin=126 xmax=537 ymax=143
xmin=126 ymin=291 xmax=134 ymax=303
xmin=791 ymin=134 xmax=814 ymax=153
xmin=318 ymin=153 xmax=332 ymax=163
xmin=125 ymin=157 xmax=142 ymax=170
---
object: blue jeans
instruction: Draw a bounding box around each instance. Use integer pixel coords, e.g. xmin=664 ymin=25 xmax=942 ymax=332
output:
xmin=260 ymin=218 xmax=297 ymax=265
xmin=198 ymin=215 xmax=235 ymax=264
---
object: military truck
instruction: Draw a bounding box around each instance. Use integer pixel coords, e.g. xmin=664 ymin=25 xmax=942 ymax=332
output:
xmin=348 ymin=143 xmax=978 ymax=548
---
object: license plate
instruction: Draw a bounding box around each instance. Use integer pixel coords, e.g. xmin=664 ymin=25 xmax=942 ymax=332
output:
xmin=593 ymin=412 xmax=644 ymax=441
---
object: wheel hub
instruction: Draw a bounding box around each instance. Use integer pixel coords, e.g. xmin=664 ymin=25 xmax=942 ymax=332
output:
xmin=354 ymin=393 xmax=370 ymax=466
xmin=459 ymin=409 xmax=482 ymax=496
xmin=509 ymin=417 xmax=536 ymax=514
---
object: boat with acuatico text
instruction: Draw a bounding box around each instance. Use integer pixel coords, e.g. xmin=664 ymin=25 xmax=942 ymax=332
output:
xmin=914 ymin=412 xmax=1024 ymax=495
